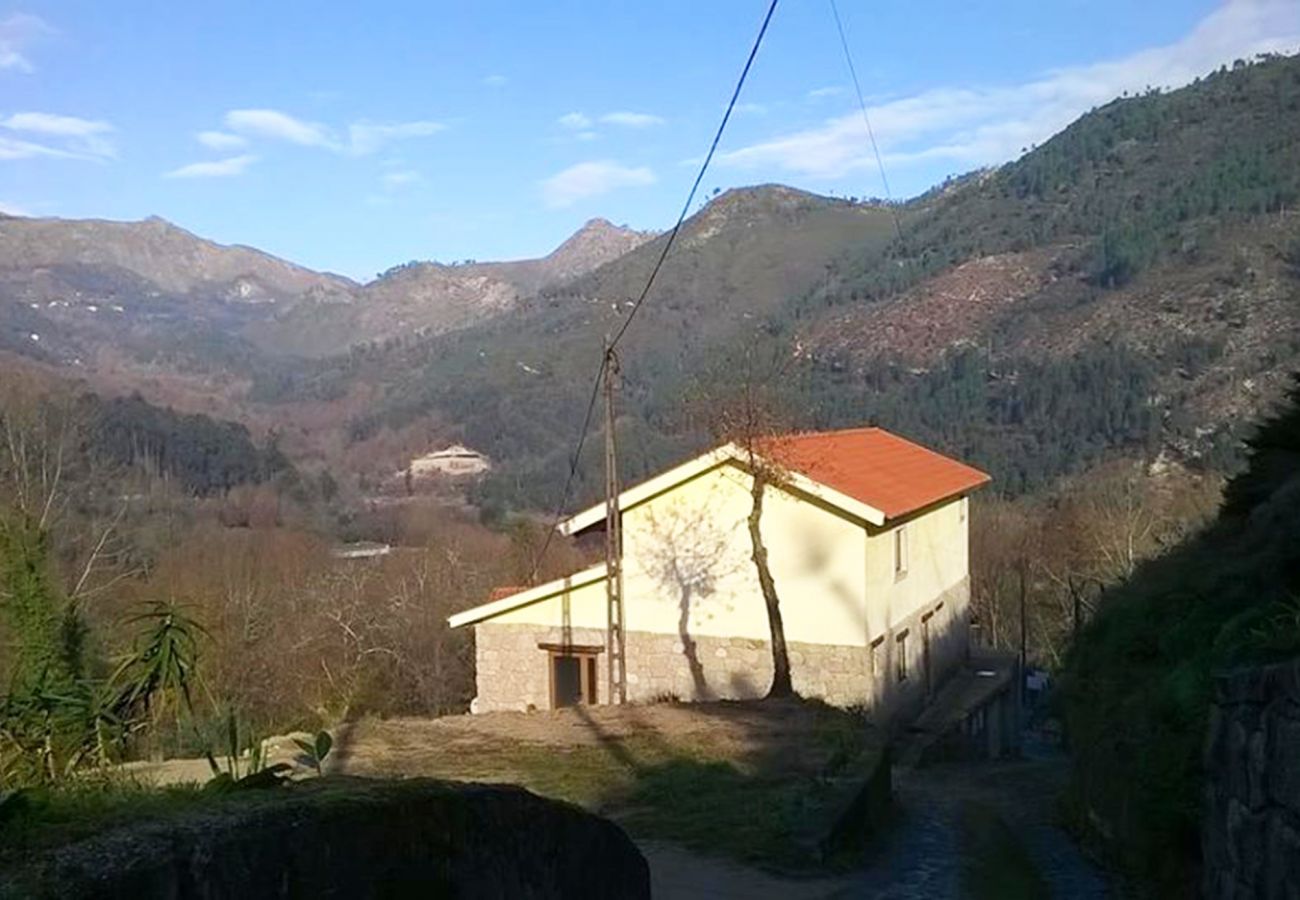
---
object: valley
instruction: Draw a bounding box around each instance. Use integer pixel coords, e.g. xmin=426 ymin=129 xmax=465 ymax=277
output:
xmin=1 ymin=45 xmax=1299 ymax=900
xmin=7 ymin=57 xmax=1297 ymax=516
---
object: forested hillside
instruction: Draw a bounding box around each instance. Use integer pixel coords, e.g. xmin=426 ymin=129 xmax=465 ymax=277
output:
xmin=318 ymin=53 xmax=1300 ymax=512
xmin=3 ymin=56 xmax=1296 ymax=514
xmin=86 ymin=393 xmax=290 ymax=495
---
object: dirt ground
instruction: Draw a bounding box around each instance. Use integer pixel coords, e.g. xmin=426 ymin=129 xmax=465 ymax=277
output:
xmin=130 ymin=703 xmax=1110 ymax=899
xmin=324 ymin=698 xmax=863 ymax=776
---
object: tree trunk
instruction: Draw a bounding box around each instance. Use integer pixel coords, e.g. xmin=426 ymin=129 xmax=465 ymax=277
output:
xmin=747 ymin=473 xmax=793 ymax=698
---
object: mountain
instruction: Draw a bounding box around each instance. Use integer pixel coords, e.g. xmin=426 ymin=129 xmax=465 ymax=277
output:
xmin=333 ymin=54 xmax=1300 ymax=509
xmin=0 ymin=213 xmax=354 ymax=300
xmin=3 ymin=54 xmax=1298 ymax=509
xmin=253 ymin=217 xmax=656 ymax=357
xmin=780 ymin=53 xmax=1300 ymax=486
xmin=0 ymin=213 xmax=652 ymax=365
xmin=332 ymin=186 xmax=900 ymax=485
xmin=452 ymin=217 xmax=655 ymax=293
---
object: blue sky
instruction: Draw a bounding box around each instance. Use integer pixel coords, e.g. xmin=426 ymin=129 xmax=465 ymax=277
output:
xmin=2 ymin=1 xmax=1298 ymax=281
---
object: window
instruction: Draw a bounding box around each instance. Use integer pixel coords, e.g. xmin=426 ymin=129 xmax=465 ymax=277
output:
xmin=895 ymin=630 xmax=909 ymax=683
xmin=894 ymin=525 xmax=909 ymax=578
xmin=869 ymin=635 xmax=885 ymax=680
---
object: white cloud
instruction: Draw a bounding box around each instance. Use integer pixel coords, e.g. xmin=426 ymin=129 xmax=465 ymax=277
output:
xmin=735 ymin=102 xmax=768 ymax=116
xmin=0 ymin=112 xmax=115 ymax=159
xmin=807 ymin=86 xmax=844 ymax=100
xmin=380 ymin=169 xmax=422 ymax=191
xmin=0 ymin=199 xmax=31 ymax=216
xmin=483 ymin=74 xmax=508 ymax=87
xmin=2 ymin=112 xmax=109 ymax=137
xmin=558 ymin=112 xmax=592 ymax=130
xmin=347 ymin=120 xmax=443 ymax=156
xmin=220 ymin=109 xmax=443 ymax=155
xmin=164 ymin=154 xmax=257 ymax=179
xmin=0 ymin=135 xmax=74 ymax=160
xmin=0 ymin=13 xmax=51 ymax=74
xmin=601 ymin=111 xmax=665 ymax=128
xmin=225 ymin=108 xmax=335 ymax=148
xmin=540 ymin=160 xmax=655 ymax=208
xmin=197 ymin=130 xmax=247 ymax=150
xmin=721 ymin=0 xmax=1300 ymax=182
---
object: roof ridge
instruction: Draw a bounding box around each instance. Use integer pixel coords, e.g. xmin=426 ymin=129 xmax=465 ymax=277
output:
xmin=764 ymin=425 xmax=883 ymax=440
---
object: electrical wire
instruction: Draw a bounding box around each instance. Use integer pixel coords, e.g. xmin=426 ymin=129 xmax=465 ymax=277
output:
xmin=828 ymin=0 xmax=905 ymax=247
xmin=608 ymin=0 xmax=781 ymax=351
xmin=527 ymin=0 xmax=781 ymax=580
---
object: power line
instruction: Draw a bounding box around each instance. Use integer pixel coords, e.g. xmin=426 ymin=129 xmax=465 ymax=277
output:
xmin=608 ymin=0 xmax=780 ymax=351
xmin=828 ymin=0 xmax=905 ymax=247
xmin=527 ymin=354 xmax=605 ymax=582
xmin=528 ymin=0 xmax=781 ymax=580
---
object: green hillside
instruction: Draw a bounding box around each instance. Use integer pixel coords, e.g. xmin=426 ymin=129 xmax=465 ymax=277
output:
xmin=1059 ymin=377 xmax=1300 ymax=894
xmin=801 ymin=52 xmax=1300 ymax=313
xmin=258 ymin=54 xmax=1300 ymax=513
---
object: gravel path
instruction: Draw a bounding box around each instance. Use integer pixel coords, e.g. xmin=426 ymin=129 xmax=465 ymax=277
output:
xmin=643 ymin=751 xmax=1113 ymax=900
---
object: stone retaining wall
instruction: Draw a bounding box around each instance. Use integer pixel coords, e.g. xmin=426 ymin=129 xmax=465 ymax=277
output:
xmin=1203 ymin=659 xmax=1300 ymax=899
xmin=4 ymin=778 xmax=649 ymax=899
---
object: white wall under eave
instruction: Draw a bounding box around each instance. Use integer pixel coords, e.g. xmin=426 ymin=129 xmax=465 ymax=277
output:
xmin=619 ymin=461 xmax=871 ymax=648
xmin=866 ymin=495 xmax=969 ymax=638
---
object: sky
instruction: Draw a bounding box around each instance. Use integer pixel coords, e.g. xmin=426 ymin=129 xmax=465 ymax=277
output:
xmin=1 ymin=0 xmax=1298 ymax=281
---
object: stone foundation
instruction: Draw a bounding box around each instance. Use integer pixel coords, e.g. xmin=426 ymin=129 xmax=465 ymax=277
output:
xmin=471 ymin=577 xmax=971 ymax=715
xmin=472 ymin=622 xmax=872 ymax=712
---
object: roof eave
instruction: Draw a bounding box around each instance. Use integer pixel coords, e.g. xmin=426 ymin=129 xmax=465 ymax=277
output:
xmin=447 ymin=563 xmax=609 ymax=629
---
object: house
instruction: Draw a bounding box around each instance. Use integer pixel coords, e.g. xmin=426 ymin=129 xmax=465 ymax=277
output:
xmin=448 ymin=427 xmax=990 ymax=718
xmin=406 ymin=444 xmax=491 ymax=479
xmin=330 ymin=541 xmax=393 ymax=561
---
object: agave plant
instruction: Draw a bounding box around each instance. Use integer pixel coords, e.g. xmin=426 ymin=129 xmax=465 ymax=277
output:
xmin=292 ymin=731 xmax=334 ymax=776
xmin=204 ymin=709 xmax=292 ymax=791
xmin=106 ymin=600 xmax=209 ymax=757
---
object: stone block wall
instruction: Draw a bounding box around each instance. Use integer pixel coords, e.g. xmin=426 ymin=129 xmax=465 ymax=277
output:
xmin=1203 ymin=659 xmax=1300 ymax=899
xmin=472 ymin=622 xmax=872 ymax=712
xmin=471 ymin=577 xmax=971 ymax=716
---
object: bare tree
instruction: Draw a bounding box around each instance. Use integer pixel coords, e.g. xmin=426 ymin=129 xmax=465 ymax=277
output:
xmin=697 ymin=348 xmax=800 ymax=699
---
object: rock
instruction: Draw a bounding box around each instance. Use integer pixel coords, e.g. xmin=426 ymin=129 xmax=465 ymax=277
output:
xmin=1204 ymin=658 xmax=1300 ymax=899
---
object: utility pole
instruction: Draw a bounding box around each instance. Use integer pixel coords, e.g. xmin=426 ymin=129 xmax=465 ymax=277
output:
xmin=1018 ymin=563 xmax=1028 ymax=714
xmin=603 ymin=343 xmax=627 ymax=705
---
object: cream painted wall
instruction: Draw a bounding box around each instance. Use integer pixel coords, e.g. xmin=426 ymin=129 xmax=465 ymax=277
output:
xmin=866 ymin=496 xmax=968 ymax=634
xmin=486 ymin=464 xmax=969 ymax=655
xmin=489 ymin=461 xmax=868 ymax=647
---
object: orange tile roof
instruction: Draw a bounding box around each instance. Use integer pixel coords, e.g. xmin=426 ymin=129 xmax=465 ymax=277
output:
xmin=487 ymin=585 xmax=526 ymax=602
xmin=756 ymin=427 xmax=990 ymax=520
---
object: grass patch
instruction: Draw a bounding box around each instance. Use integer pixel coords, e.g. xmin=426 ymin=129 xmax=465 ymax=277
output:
xmin=958 ymin=801 xmax=1049 ymax=900
xmin=620 ymin=758 xmax=838 ymax=868
xmin=460 ymin=730 xmax=870 ymax=869
xmin=346 ymin=699 xmax=884 ymax=871
xmin=0 ymin=778 xmax=210 ymax=866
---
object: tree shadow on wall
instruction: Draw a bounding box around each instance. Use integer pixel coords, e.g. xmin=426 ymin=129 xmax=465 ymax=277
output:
xmin=637 ymin=502 xmax=747 ymax=701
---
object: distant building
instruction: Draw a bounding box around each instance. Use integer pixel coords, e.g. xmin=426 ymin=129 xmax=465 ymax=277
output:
xmin=406 ymin=444 xmax=491 ymax=479
xmin=449 ymin=427 xmax=990 ymax=719
xmin=331 ymin=541 xmax=392 ymax=560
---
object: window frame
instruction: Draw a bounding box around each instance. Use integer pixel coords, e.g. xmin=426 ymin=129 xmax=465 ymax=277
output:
xmin=894 ymin=524 xmax=909 ymax=580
